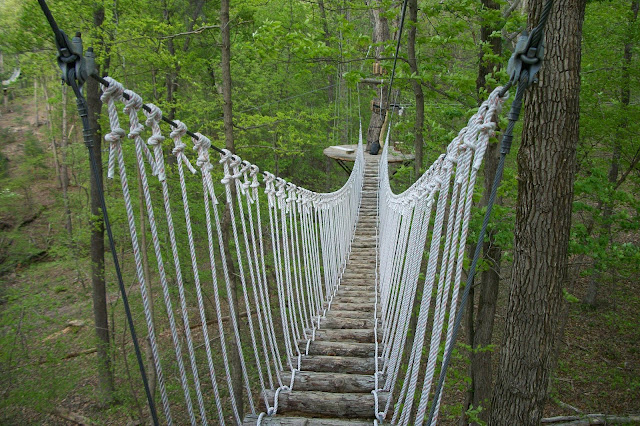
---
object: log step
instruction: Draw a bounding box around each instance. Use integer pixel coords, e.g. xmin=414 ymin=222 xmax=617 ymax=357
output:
xmin=336 ymin=290 xmax=375 ymax=298
xmin=325 ymin=310 xmax=374 ymax=319
xmin=299 ymin=340 xmax=375 ymax=357
xmin=320 ymin=317 xmax=376 ymax=329
xmin=311 ymin=329 xmax=377 ymax=344
xmin=327 ymin=296 xmax=375 ymax=305
xmin=243 ymin=415 xmax=372 ymax=425
xmin=301 ymin=355 xmax=375 ymax=374
xmin=329 ymin=302 xmax=374 ymax=312
xmin=261 ymin=390 xmax=388 ymax=418
xmin=281 ymin=371 xmax=375 ymax=393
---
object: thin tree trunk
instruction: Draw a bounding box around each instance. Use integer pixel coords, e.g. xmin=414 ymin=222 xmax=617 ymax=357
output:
xmin=33 ymin=79 xmax=38 ymax=126
xmin=366 ymin=2 xmax=390 ymax=152
xmin=463 ymin=2 xmax=504 ymax=423
xmin=60 ymin=85 xmax=73 ymax=238
xmin=583 ymin=0 xmax=638 ymax=306
xmin=86 ymin=4 xmax=114 ymax=406
xmin=407 ymin=0 xmax=424 ymax=176
xmin=220 ymin=0 xmax=244 ymax=417
xmin=489 ymin=1 xmax=586 ymax=424
xmin=41 ymin=77 xmax=63 ymax=189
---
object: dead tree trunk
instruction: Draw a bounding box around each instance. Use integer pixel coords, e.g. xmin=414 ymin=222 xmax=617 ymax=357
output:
xmin=489 ymin=1 xmax=586 ymax=424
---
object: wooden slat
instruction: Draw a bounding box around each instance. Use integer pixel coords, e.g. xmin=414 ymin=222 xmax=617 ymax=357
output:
xmin=260 ymin=390 xmax=389 ymax=418
xmin=299 ymin=340 xmax=376 ymax=357
xmin=301 ymin=355 xmax=375 ymax=374
xmin=281 ymin=371 xmax=375 ymax=393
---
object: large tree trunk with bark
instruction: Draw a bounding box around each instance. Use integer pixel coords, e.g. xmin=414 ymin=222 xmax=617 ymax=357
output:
xmin=220 ymin=0 xmax=244 ymax=417
xmin=489 ymin=1 xmax=586 ymax=424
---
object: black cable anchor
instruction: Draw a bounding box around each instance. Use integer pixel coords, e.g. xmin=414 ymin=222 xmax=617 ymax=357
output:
xmin=507 ymin=29 xmax=545 ymax=88
xmin=54 ymin=30 xmax=95 ymax=90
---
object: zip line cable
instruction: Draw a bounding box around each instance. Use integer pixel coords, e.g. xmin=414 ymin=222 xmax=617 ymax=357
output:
xmin=386 ymin=0 xmax=410 ymax=112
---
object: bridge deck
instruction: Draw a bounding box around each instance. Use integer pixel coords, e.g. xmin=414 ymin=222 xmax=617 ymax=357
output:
xmin=244 ymin=154 xmax=383 ymax=424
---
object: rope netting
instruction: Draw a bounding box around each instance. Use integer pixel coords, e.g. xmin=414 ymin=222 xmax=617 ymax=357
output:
xmin=373 ymin=87 xmax=507 ymax=426
xmin=99 ymin=76 xmax=365 ymax=425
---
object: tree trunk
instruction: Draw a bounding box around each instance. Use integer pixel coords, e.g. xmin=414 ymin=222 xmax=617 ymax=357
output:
xmin=220 ymin=0 xmax=244 ymax=416
xmin=366 ymin=2 xmax=390 ymax=152
xmin=583 ymin=0 xmax=638 ymax=307
xmin=489 ymin=1 xmax=586 ymax=425
xmin=85 ymin=5 xmax=114 ymax=406
xmin=33 ymin=79 xmax=38 ymax=127
xmin=40 ymin=77 xmax=63 ymax=189
xmin=407 ymin=0 xmax=424 ymax=176
xmin=86 ymin=72 xmax=115 ymax=407
xmin=60 ymin=85 xmax=73 ymax=238
xmin=463 ymin=2 xmax=504 ymax=423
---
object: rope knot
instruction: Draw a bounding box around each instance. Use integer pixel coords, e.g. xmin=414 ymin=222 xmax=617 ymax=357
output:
xmin=218 ymin=148 xmax=233 ymax=164
xmin=123 ymin=89 xmax=143 ymax=113
xmin=170 ymin=120 xmax=196 ymax=174
xmin=193 ymin=133 xmax=213 ymax=171
xmin=100 ymin=77 xmax=124 ymax=102
xmin=144 ymin=103 xmax=163 ymax=126
xmin=105 ymin=127 xmax=126 ymax=144
xmin=144 ymin=104 xmax=165 ymax=147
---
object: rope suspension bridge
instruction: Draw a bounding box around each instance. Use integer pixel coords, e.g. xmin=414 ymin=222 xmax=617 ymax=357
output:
xmin=96 ymin=79 xmax=506 ymax=425
xmin=36 ymin=0 xmax=553 ymax=424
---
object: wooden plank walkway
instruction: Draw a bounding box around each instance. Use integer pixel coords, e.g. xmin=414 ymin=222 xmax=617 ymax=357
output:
xmin=245 ymin=154 xmax=383 ymax=425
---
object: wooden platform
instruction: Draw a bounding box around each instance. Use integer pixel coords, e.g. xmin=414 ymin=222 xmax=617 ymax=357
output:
xmin=324 ymin=144 xmax=414 ymax=163
xmin=244 ymin=154 xmax=384 ymax=424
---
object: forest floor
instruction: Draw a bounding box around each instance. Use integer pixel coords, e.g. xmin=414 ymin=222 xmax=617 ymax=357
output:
xmin=1 ymin=93 xmax=639 ymax=425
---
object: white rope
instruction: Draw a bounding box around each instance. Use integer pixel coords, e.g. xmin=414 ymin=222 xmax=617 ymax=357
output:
xmin=170 ymin=121 xmax=226 ymax=425
xmin=99 ymin=79 xmax=173 ymax=425
xmin=375 ymin=88 xmax=506 ymax=425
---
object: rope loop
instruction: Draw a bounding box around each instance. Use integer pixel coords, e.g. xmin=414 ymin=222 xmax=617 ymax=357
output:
xmin=123 ymin=89 xmax=143 ymax=113
xmin=170 ymin=120 xmax=196 ymax=174
xmin=193 ymin=133 xmax=213 ymax=172
xmin=218 ymin=148 xmax=233 ymax=164
xmin=143 ymin=103 xmax=166 ymax=181
xmin=100 ymin=77 xmax=124 ymax=102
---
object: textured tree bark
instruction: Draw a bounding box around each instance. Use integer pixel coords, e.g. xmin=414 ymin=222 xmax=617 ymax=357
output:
xmin=86 ymin=50 xmax=115 ymax=410
xmin=84 ymin=4 xmax=114 ymax=407
xmin=407 ymin=0 xmax=424 ymax=176
xmin=489 ymin=1 xmax=586 ymax=424
xmin=220 ymin=0 xmax=244 ymax=417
